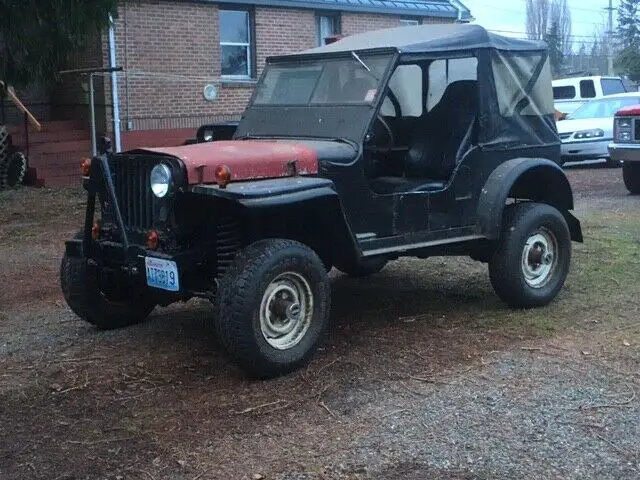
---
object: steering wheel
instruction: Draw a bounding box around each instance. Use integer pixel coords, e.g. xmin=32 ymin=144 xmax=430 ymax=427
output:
xmin=375 ymin=114 xmax=395 ymax=153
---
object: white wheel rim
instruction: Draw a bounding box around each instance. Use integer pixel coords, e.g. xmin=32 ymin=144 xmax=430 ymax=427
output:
xmin=521 ymin=228 xmax=558 ymax=288
xmin=259 ymin=271 xmax=314 ymax=350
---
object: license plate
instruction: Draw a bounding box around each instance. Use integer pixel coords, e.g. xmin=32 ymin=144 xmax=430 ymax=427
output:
xmin=145 ymin=257 xmax=179 ymax=292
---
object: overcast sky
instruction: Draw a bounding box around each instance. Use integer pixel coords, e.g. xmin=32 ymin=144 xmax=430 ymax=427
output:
xmin=463 ymin=0 xmax=615 ymax=47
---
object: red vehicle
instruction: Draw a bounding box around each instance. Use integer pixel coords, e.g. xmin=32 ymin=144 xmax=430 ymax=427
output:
xmin=608 ymin=104 xmax=640 ymax=194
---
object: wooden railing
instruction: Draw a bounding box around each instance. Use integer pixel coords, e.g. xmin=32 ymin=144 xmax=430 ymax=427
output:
xmin=0 ymin=81 xmax=41 ymax=131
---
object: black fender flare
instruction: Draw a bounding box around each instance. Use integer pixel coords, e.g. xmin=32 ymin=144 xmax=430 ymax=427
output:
xmin=190 ymin=177 xmax=362 ymax=266
xmin=476 ymin=158 xmax=582 ymax=242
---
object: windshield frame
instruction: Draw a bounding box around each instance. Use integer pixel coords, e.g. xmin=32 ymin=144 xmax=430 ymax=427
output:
xmin=235 ymin=49 xmax=399 ymax=145
xmin=248 ymin=48 xmax=397 ymax=108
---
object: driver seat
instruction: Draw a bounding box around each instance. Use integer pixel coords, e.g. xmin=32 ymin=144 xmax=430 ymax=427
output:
xmin=370 ymin=80 xmax=478 ymax=194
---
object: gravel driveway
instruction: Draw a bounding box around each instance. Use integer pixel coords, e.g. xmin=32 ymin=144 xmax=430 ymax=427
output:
xmin=0 ymin=166 xmax=638 ymax=479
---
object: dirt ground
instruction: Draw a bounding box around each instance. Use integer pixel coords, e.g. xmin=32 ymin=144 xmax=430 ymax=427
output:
xmin=0 ymin=165 xmax=639 ymax=480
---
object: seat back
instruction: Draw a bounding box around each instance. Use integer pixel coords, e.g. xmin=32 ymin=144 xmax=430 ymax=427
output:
xmin=405 ymin=80 xmax=478 ymax=180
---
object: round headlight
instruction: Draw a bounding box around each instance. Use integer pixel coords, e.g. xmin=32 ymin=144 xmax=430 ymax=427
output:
xmin=150 ymin=164 xmax=172 ymax=198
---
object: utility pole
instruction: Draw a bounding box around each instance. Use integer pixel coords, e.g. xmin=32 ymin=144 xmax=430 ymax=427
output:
xmin=606 ymin=0 xmax=615 ymax=75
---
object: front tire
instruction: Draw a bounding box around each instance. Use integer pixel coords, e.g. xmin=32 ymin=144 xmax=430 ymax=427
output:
xmin=489 ymin=202 xmax=571 ymax=308
xmin=60 ymin=237 xmax=155 ymax=329
xmin=623 ymin=163 xmax=640 ymax=194
xmin=216 ymin=239 xmax=331 ymax=379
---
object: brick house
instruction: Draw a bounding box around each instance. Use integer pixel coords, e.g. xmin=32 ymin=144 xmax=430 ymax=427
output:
xmin=79 ymin=0 xmax=472 ymax=147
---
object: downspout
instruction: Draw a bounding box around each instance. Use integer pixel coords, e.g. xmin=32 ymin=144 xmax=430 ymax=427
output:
xmin=450 ymin=0 xmax=465 ymax=23
xmin=108 ymin=13 xmax=122 ymax=152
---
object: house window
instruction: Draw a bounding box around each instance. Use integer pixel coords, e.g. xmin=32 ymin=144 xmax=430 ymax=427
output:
xmin=400 ymin=18 xmax=420 ymax=26
xmin=317 ymin=14 xmax=340 ymax=46
xmin=220 ymin=9 xmax=252 ymax=78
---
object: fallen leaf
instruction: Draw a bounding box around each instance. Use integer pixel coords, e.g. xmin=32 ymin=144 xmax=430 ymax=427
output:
xmin=252 ymin=474 xmax=264 ymax=480
xmin=49 ymin=383 xmax=63 ymax=392
xmin=177 ymin=460 xmax=187 ymax=468
xmin=581 ymin=351 xmax=591 ymax=356
xmin=623 ymin=340 xmax=631 ymax=347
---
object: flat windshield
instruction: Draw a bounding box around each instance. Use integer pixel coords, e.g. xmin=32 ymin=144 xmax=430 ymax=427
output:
xmin=253 ymin=54 xmax=392 ymax=105
xmin=568 ymin=96 xmax=640 ymax=119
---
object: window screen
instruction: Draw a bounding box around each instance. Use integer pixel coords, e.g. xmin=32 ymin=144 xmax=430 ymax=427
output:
xmin=380 ymin=64 xmax=423 ymax=117
xmin=427 ymin=57 xmax=477 ymax=110
xmin=492 ymin=53 xmax=554 ymax=116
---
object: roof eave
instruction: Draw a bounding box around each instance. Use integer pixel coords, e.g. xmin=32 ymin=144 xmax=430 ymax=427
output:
xmin=210 ymin=0 xmax=468 ymax=19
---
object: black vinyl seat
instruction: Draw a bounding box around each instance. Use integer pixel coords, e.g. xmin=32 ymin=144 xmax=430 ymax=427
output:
xmin=370 ymin=80 xmax=478 ymax=195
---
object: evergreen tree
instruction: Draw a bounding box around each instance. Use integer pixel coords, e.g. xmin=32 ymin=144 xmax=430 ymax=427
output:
xmin=0 ymin=0 xmax=118 ymax=86
xmin=615 ymin=0 xmax=640 ymax=80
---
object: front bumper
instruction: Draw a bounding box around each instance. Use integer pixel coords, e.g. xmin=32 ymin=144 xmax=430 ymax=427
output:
xmin=560 ymin=139 xmax=611 ymax=161
xmin=608 ymin=142 xmax=640 ymax=163
xmin=65 ymin=237 xmax=207 ymax=298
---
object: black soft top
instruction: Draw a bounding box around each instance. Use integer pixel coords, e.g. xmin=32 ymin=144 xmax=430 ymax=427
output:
xmin=301 ymin=24 xmax=546 ymax=55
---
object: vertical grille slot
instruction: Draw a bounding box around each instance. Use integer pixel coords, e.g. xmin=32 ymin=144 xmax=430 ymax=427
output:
xmin=112 ymin=155 xmax=157 ymax=231
xmin=216 ymin=216 xmax=242 ymax=277
xmin=634 ymin=119 xmax=640 ymax=142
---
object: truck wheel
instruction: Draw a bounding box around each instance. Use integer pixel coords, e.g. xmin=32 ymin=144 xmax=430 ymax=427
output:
xmin=216 ymin=239 xmax=330 ymax=378
xmin=623 ymin=163 xmax=640 ymax=194
xmin=60 ymin=236 xmax=155 ymax=330
xmin=488 ymin=202 xmax=571 ymax=308
xmin=335 ymin=257 xmax=387 ymax=277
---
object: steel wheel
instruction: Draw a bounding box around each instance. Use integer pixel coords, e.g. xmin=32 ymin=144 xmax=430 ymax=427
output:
xmin=259 ymin=271 xmax=314 ymax=350
xmin=521 ymin=228 xmax=558 ymax=288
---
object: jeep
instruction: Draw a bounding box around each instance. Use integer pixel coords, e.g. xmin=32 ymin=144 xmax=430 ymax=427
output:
xmin=61 ymin=24 xmax=582 ymax=378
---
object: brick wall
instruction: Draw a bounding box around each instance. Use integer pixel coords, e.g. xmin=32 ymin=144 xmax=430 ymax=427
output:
xmin=97 ymin=0 xmax=455 ymax=133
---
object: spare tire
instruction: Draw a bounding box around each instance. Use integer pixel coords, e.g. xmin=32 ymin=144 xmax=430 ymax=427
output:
xmin=0 ymin=152 xmax=27 ymax=188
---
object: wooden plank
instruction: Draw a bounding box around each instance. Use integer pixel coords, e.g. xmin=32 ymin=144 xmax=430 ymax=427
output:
xmin=0 ymin=81 xmax=42 ymax=131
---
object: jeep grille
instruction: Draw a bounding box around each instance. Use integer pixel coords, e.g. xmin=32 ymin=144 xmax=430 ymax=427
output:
xmin=112 ymin=156 xmax=158 ymax=231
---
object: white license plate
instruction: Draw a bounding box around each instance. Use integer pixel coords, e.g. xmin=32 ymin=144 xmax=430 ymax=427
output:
xmin=145 ymin=257 xmax=179 ymax=292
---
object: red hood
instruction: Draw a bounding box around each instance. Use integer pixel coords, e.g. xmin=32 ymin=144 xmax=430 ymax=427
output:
xmin=142 ymin=140 xmax=318 ymax=185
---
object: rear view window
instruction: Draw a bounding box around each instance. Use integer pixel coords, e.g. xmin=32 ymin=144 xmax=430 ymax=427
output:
xmin=601 ymin=78 xmax=626 ymax=95
xmin=553 ymin=85 xmax=575 ymax=100
xmin=580 ymin=80 xmax=596 ymax=99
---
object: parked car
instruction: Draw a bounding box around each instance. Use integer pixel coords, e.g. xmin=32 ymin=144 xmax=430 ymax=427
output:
xmin=608 ymin=104 xmax=640 ymax=194
xmin=556 ymin=92 xmax=640 ymax=165
xmin=553 ymin=75 xmax=627 ymax=115
xmin=60 ymin=24 xmax=582 ymax=378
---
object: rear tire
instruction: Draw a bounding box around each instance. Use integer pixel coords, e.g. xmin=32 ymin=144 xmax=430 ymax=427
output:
xmin=488 ymin=202 xmax=571 ymax=308
xmin=623 ymin=163 xmax=640 ymax=194
xmin=216 ymin=239 xmax=331 ymax=379
xmin=60 ymin=234 xmax=155 ymax=329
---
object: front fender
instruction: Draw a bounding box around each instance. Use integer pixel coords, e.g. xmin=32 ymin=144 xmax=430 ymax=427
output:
xmin=190 ymin=177 xmax=363 ymax=266
xmin=477 ymin=158 xmax=582 ymax=242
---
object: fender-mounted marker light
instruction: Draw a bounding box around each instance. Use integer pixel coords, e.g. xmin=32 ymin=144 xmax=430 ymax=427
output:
xmin=91 ymin=221 xmax=100 ymax=240
xmin=147 ymin=230 xmax=159 ymax=249
xmin=80 ymin=158 xmax=91 ymax=176
xmin=215 ymin=165 xmax=232 ymax=188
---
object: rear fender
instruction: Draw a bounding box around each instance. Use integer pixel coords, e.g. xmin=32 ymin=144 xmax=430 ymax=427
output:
xmin=477 ymin=158 xmax=582 ymax=242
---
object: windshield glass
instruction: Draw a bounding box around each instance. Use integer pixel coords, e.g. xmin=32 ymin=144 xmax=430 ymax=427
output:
xmin=568 ymin=96 xmax=640 ymax=119
xmin=253 ymin=54 xmax=392 ymax=106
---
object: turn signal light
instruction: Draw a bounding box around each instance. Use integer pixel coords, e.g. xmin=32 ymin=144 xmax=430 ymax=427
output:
xmin=147 ymin=230 xmax=159 ymax=249
xmin=215 ymin=164 xmax=232 ymax=188
xmin=80 ymin=158 xmax=91 ymax=176
xmin=91 ymin=221 xmax=100 ymax=240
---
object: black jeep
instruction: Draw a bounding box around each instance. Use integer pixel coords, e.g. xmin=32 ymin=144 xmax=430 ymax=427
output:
xmin=61 ymin=24 xmax=582 ymax=378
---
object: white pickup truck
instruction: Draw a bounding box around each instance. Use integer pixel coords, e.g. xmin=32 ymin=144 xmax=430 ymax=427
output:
xmin=553 ymin=76 xmax=627 ymax=115
xmin=608 ymin=104 xmax=640 ymax=194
